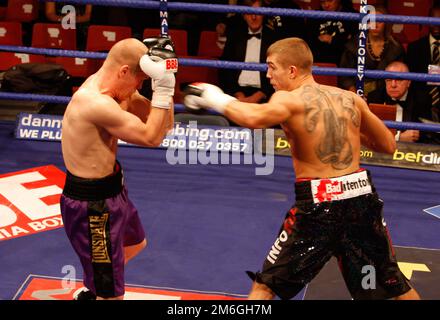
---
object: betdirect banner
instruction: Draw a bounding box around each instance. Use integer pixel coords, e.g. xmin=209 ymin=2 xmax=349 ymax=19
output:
xmin=14 ymin=113 xmax=440 ymax=172
xmin=268 ymin=129 xmax=440 ymax=172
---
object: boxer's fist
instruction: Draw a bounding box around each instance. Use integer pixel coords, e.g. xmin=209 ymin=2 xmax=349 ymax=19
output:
xmin=144 ymin=37 xmax=176 ymax=59
xmin=143 ymin=37 xmax=174 ymax=51
xmin=139 ymin=36 xmax=177 ymax=109
xmin=183 ymin=83 xmax=237 ymax=114
xmin=140 ymin=36 xmax=178 ymax=78
xmin=151 ymin=72 xmax=175 ymax=109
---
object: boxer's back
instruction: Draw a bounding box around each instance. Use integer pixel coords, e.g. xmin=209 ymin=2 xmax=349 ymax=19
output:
xmin=282 ymin=83 xmax=362 ymax=179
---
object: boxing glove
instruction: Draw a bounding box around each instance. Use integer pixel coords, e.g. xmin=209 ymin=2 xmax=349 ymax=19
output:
xmin=183 ymin=83 xmax=237 ymax=114
xmin=140 ymin=37 xmax=178 ymax=75
xmin=139 ymin=36 xmax=178 ymax=109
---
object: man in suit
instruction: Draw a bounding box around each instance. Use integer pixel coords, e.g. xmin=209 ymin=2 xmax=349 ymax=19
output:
xmin=263 ymin=0 xmax=306 ymax=41
xmin=218 ymin=0 xmax=277 ymax=104
xmin=368 ymin=61 xmax=431 ymax=143
xmin=406 ymin=6 xmax=440 ymax=126
xmin=308 ymin=0 xmax=357 ymax=65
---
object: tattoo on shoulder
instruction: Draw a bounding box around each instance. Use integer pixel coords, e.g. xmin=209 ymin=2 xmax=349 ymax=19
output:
xmin=300 ymin=85 xmax=360 ymax=170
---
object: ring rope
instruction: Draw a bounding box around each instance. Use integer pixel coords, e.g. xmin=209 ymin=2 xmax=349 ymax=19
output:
xmin=0 ymin=45 xmax=107 ymax=59
xmin=1 ymin=91 xmax=440 ymax=133
xmin=0 ymin=45 xmax=439 ymax=82
xmin=383 ymin=120 xmax=440 ymax=133
xmin=41 ymin=0 xmax=440 ymax=26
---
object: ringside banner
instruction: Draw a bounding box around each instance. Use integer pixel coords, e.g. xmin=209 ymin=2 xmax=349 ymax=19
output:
xmin=0 ymin=165 xmax=65 ymax=241
xmin=267 ymin=129 xmax=440 ymax=172
xmin=15 ymin=113 xmax=253 ymax=154
xmin=14 ymin=113 xmax=440 ymax=171
xmin=16 ymin=113 xmax=63 ymax=141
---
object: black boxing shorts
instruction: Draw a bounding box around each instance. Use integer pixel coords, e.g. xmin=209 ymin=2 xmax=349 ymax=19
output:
xmin=250 ymin=169 xmax=411 ymax=300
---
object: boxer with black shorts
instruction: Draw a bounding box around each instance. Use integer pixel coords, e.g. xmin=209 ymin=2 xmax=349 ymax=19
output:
xmin=61 ymin=38 xmax=176 ymax=300
xmin=183 ymin=37 xmax=420 ymax=300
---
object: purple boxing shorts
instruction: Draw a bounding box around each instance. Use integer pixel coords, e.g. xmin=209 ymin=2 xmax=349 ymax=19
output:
xmin=60 ymin=161 xmax=145 ymax=298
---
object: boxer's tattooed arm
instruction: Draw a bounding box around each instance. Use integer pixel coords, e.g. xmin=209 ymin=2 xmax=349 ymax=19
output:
xmin=300 ymin=86 xmax=357 ymax=170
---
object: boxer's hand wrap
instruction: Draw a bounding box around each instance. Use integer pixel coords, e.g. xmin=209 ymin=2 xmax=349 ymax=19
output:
xmin=183 ymin=83 xmax=237 ymax=114
xmin=139 ymin=37 xmax=178 ymax=109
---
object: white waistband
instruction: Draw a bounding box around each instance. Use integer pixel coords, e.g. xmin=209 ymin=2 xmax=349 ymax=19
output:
xmin=310 ymin=171 xmax=372 ymax=204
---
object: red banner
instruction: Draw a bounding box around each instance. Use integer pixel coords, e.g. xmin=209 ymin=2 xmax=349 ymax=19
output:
xmin=0 ymin=165 xmax=65 ymax=241
xmin=18 ymin=277 xmax=244 ymax=300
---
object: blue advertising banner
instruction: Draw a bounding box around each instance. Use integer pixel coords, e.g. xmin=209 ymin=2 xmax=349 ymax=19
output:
xmin=15 ymin=113 xmax=254 ymax=154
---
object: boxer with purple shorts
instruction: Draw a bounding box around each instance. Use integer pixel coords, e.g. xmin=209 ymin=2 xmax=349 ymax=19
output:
xmin=60 ymin=37 xmax=177 ymax=299
xmin=61 ymin=161 xmax=146 ymax=298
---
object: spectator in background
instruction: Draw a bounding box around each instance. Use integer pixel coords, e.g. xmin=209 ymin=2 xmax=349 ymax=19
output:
xmin=126 ymin=8 xmax=160 ymax=40
xmin=406 ymin=6 xmax=440 ymax=130
xmin=367 ymin=61 xmax=431 ymax=143
xmin=308 ymin=0 xmax=356 ymax=65
xmin=339 ymin=5 xmax=405 ymax=96
xmin=263 ymin=0 xmax=306 ymax=41
xmin=215 ymin=0 xmax=245 ymax=51
xmin=166 ymin=0 xmax=230 ymax=56
xmin=45 ymin=1 xmax=92 ymax=50
xmin=0 ymin=0 xmax=6 ymax=19
xmin=219 ymin=0 xmax=277 ymax=104
xmin=217 ymin=0 xmax=306 ymax=49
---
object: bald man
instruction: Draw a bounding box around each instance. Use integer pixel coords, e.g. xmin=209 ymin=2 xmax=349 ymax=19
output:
xmin=368 ymin=61 xmax=432 ymax=143
xmin=184 ymin=38 xmax=420 ymax=300
xmin=60 ymin=38 xmax=176 ymax=300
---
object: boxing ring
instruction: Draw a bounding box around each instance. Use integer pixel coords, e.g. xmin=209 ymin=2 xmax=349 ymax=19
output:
xmin=0 ymin=0 xmax=439 ymax=300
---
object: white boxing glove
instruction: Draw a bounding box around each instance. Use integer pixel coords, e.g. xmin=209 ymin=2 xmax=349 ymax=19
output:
xmin=139 ymin=54 xmax=176 ymax=109
xmin=151 ymin=71 xmax=175 ymax=109
xmin=139 ymin=54 xmax=167 ymax=79
xmin=183 ymin=83 xmax=237 ymax=114
xmin=139 ymin=36 xmax=178 ymax=79
xmin=139 ymin=37 xmax=178 ymax=109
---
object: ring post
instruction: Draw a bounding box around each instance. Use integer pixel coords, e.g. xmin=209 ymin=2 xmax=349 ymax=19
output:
xmin=160 ymin=0 xmax=169 ymax=36
xmin=356 ymin=0 xmax=370 ymax=97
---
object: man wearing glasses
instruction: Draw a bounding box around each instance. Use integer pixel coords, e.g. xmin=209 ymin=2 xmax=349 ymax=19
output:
xmin=367 ymin=61 xmax=431 ymax=142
